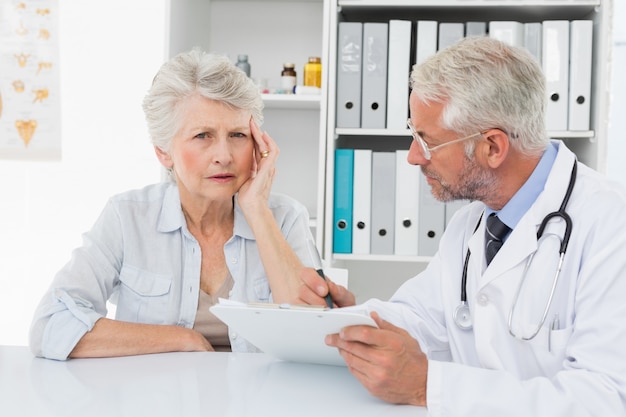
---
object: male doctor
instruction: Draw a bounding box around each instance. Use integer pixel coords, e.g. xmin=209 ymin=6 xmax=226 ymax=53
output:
xmin=299 ymin=36 xmax=626 ymax=416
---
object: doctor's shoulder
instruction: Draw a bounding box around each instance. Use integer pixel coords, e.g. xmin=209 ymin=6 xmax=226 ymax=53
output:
xmin=568 ymin=165 xmax=626 ymax=217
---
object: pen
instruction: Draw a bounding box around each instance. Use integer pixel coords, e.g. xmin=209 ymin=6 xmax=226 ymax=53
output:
xmin=306 ymin=239 xmax=334 ymax=309
xmin=548 ymin=313 xmax=559 ymax=353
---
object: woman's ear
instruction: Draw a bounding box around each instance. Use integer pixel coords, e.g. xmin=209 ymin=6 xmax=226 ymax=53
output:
xmin=154 ymin=146 xmax=173 ymax=168
xmin=481 ymin=128 xmax=509 ymax=169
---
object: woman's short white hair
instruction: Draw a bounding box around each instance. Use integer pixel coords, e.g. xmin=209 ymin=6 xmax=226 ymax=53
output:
xmin=410 ymin=36 xmax=549 ymax=156
xmin=143 ymin=48 xmax=264 ymax=151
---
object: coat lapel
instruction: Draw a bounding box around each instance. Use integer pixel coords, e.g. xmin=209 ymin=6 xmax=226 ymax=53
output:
xmin=475 ymin=141 xmax=577 ymax=288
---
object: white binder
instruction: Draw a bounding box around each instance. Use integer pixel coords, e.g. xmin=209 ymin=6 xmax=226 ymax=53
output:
xmin=370 ymin=152 xmax=396 ymax=255
xmin=418 ymin=174 xmax=445 ymax=257
xmin=568 ymin=20 xmax=593 ymax=131
xmin=415 ymin=20 xmax=438 ymax=65
xmin=524 ymin=22 xmax=543 ymax=65
xmin=361 ymin=23 xmax=388 ymax=129
xmin=386 ymin=20 xmax=412 ymax=129
xmin=542 ymin=20 xmax=570 ymax=132
xmin=438 ymin=22 xmax=464 ymax=50
xmin=489 ymin=21 xmax=524 ymax=47
xmin=465 ymin=21 xmax=486 ymax=38
xmin=394 ymin=150 xmax=420 ymax=256
xmin=336 ymin=22 xmax=363 ymax=128
xmin=352 ymin=149 xmax=372 ymax=254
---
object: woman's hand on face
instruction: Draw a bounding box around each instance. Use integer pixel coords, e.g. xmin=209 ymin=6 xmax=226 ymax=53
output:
xmin=237 ymin=118 xmax=279 ymax=213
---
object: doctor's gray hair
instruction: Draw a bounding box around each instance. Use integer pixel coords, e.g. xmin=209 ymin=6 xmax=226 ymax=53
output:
xmin=142 ymin=48 xmax=264 ymax=151
xmin=410 ymin=36 xmax=548 ymax=156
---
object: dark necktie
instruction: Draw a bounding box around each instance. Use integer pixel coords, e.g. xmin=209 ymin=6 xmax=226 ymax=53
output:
xmin=485 ymin=213 xmax=511 ymax=265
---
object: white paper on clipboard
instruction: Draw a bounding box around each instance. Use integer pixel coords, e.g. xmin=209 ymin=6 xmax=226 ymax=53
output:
xmin=210 ymin=299 xmax=377 ymax=366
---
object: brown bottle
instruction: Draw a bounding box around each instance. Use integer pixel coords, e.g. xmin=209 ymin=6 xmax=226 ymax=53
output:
xmin=281 ymin=63 xmax=297 ymax=91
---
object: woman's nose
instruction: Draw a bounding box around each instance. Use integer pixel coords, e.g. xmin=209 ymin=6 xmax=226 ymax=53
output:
xmin=212 ymin=137 xmax=233 ymax=164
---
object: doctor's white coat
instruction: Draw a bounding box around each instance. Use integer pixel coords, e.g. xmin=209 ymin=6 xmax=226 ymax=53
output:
xmin=366 ymin=141 xmax=626 ymax=417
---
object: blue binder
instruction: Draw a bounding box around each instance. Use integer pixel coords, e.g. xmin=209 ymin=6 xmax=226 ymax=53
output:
xmin=333 ymin=149 xmax=354 ymax=254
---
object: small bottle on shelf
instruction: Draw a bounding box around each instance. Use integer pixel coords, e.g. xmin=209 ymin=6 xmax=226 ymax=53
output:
xmin=235 ymin=54 xmax=251 ymax=77
xmin=281 ymin=63 xmax=297 ymax=93
xmin=304 ymin=56 xmax=322 ymax=88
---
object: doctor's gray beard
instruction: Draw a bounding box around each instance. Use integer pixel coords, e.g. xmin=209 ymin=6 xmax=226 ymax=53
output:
xmin=424 ymin=155 xmax=498 ymax=203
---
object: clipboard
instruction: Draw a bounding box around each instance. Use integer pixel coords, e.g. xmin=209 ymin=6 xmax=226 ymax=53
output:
xmin=210 ymin=299 xmax=377 ymax=366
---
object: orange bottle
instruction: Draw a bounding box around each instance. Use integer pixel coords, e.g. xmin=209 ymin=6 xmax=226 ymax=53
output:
xmin=303 ymin=57 xmax=321 ymax=88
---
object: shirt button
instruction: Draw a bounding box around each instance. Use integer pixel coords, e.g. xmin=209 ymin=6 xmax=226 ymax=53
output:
xmin=230 ymin=332 xmax=237 ymax=340
xmin=231 ymin=257 xmax=237 ymax=264
xmin=228 ymin=290 xmax=233 ymax=297
xmin=477 ymin=293 xmax=489 ymax=306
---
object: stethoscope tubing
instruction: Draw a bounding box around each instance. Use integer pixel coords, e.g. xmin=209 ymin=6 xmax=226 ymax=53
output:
xmin=454 ymin=160 xmax=577 ymax=335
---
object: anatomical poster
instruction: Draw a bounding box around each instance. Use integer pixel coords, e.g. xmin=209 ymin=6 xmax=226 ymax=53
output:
xmin=0 ymin=0 xmax=60 ymax=160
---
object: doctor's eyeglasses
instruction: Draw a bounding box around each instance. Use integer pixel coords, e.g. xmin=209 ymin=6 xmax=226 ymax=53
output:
xmin=406 ymin=118 xmax=485 ymax=160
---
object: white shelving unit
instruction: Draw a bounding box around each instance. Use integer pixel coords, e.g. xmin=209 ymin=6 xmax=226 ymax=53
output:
xmin=320 ymin=0 xmax=613 ymax=300
xmin=262 ymin=94 xmax=321 ymax=110
xmin=166 ymin=0 xmax=613 ymax=300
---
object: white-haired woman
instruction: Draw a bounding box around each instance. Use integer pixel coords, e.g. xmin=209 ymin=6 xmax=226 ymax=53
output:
xmin=30 ymin=49 xmax=315 ymax=359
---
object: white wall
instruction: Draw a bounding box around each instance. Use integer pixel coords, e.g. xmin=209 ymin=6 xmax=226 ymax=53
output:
xmin=0 ymin=1 xmax=625 ymax=347
xmin=0 ymin=0 xmax=166 ymax=345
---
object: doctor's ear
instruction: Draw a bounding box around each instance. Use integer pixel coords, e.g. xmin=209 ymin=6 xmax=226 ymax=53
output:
xmin=154 ymin=145 xmax=174 ymax=169
xmin=481 ymin=128 xmax=509 ymax=169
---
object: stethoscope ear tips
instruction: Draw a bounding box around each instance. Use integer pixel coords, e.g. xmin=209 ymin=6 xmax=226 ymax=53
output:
xmin=454 ymin=301 xmax=473 ymax=330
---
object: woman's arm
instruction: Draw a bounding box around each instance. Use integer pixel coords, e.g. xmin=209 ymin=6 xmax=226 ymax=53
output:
xmin=69 ymin=318 xmax=213 ymax=358
xmin=237 ymin=119 xmax=305 ymax=303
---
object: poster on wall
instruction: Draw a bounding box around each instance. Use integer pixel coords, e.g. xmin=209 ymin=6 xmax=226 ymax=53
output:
xmin=0 ymin=0 xmax=60 ymax=160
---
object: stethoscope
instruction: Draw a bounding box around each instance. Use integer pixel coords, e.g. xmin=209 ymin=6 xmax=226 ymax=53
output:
xmin=453 ymin=160 xmax=577 ymax=340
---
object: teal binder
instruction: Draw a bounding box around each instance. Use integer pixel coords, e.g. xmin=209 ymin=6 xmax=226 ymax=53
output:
xmin=333 ymin=149 xmax=354 ymax=253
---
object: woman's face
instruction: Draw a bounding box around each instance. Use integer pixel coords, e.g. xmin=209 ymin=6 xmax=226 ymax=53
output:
xmin=157 ymin=94 xmax=255 ymax=204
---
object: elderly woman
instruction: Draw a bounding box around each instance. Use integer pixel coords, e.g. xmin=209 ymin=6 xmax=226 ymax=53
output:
xmin=29 ymin=49 xmax=316 ymax=360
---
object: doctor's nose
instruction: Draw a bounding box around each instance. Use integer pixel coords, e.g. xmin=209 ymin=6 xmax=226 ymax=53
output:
xmin=407 ymin=139 xmax=429 ymax=166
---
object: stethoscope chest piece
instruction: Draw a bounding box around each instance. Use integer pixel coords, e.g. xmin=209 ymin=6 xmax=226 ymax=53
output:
xmin=454 ymin=301 xmax=473 ymax=330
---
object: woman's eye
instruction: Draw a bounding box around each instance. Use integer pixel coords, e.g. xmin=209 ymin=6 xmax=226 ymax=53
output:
xmin=194 ymin=132 xmax=208 ymax=139
xmin=230 ymin=132 xmax=247 ymax=139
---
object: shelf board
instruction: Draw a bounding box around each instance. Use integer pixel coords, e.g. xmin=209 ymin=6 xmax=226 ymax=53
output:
xmin=335 ymin=128 xmax=595 ymax=139
xmin=334 ymin=254 xmax=432 ymax=263
xmin=338 ymin=0 xmax=600 ymax=7
xmin=336 ymin=0 xmax=601 ymax=21
xmin=216 ymin=0 xmax=321 ymax=2
xmin=335 ymin=128 xmax=410 ymax=137
xmin=262 ymin=94 xmax=321 ymax=110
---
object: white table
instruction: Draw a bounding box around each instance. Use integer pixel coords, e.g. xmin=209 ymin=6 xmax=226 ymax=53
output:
xmin=0 ymin=346 xmax=427 ymax=416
